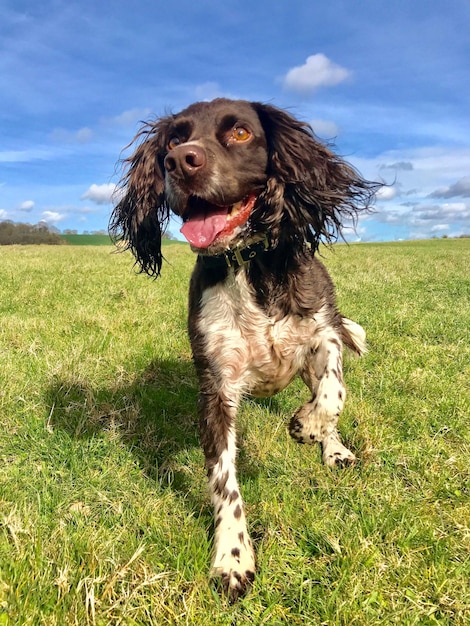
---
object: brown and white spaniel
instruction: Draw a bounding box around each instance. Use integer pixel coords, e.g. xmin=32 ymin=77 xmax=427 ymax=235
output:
xmin=110 ymin=98 xmax=378 ymax=601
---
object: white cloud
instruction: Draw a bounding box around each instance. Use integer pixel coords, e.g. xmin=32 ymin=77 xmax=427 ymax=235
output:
xmin=380 ymin=161 xmax=414 ymax=171
xmin=18 ymin=200 xmax=35 ymax=211
xmin=356 ymin=146 xmax=470 ymax=180
xmin=79 ymin=206 xmax=98 ymax=215
xmin=376 ymin=186 xmax=398 ymax=201
xmin=283 ymin=54 xmax=351 ymax=95
xmin=81 ymin=183 xmax=117 ymax=205
xmin=50 ymin=127 xmax=93 ymax=144
xmin=374 ymin=205 xmax=409 ymax=224
xmin=429 ymin=175 xmax=470 ymax=199
xmin=372 ymin=197 xmax=470 ymax=240
xmin=41 ymin=211 xmax=66 ymax=224
xmin=409 ymin=202 xmax=470 ymax=224
xmin=104 ymin=108 xmax=152 ymax=127
xmin=194 ymin=82 xmax=226 ymax=101
xmin=310 ymin=119 xmax=339 ymax=138
xmin=0 ymin=148 xmax=55 ymax=163
xmin=352 ymin=147 xmax=470 ymax=206
xmin=0 ymin=209 xmax=8 ymax=219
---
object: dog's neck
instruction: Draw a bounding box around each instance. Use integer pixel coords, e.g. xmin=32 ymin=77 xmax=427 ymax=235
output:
xmin=198 ymin=234 xmax=271 ymax=271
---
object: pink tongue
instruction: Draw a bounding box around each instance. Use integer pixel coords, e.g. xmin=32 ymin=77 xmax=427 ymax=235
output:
xmin=180 ymin=207 xmax=228 ymax=248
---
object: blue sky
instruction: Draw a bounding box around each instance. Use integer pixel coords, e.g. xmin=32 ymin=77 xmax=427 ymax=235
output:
xmin=1 ymin=0 xmax=469 ymax=241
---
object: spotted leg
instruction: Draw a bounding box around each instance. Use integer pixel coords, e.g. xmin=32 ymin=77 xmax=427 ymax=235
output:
xmin=289 ymin=326 xmax=356 ymax=467
xmin=199 ymin=390 xmax=255 ymax=601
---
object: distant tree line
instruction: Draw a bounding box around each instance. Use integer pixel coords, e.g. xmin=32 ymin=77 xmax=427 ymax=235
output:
xmin=0 ymin=221 xmax=65 ymax=245
xmin=0 ymin=221 xmax=179 ymax=245
xmin=433 ymin=234 xmax=470 ymax=239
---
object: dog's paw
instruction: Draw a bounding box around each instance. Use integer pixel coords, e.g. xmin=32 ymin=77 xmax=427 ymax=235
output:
xmin=289 ymin=414 xmax=309 ymax=444
xmin=289 ymin=405 xmax=326 ymax=444
xmin=322 ymin=436 xmax=356 ymax=468
xmin=211 ymin=543 xmax=255 ymax=602
xmin=213 ymin=566 xmax=255 ymax=603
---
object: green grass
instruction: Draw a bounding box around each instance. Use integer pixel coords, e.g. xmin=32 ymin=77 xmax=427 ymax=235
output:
xmin=60 ymin=234 xmax=184 ymax=246
xmin=0 ymin=239 xmax=469 ymax=625
xmin=60 ymin=234 xmax=114 ymax=245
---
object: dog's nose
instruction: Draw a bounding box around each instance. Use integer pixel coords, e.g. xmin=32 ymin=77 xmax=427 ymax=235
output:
xmin=164 ymin=145 xmax=206 ymax=177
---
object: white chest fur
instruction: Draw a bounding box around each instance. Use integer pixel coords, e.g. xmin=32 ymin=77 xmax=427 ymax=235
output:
xmin=197 ymin=270 xmax=326 ymax=397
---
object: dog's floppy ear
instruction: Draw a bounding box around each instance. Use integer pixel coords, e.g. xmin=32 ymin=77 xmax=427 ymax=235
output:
xmin=110 ymin=118 xmax=173 ymax=277
xmin=252 ymin=102 xmax=379 ymax=248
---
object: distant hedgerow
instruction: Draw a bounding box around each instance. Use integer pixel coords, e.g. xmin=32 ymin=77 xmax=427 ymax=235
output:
xmin=0 ymin=221 xmax=65 ymax=245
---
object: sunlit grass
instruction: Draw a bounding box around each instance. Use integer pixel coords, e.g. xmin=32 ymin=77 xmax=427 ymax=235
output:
xmin=1 ymin=239 xmax=469 ymax=624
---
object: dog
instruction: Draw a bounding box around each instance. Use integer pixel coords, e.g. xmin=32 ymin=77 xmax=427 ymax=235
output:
xmin=110 ymin=98 xmax=377 ymax=601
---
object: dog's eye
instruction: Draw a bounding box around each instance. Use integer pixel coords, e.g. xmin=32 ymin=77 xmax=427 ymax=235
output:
xmin=230 ymin=126 xmax=252 ymax=143
xmin=168 ymin=136 xmax=181 ymax=150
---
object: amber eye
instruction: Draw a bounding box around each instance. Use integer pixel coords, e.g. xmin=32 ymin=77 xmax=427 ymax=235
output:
xmin=168 ymin=136 xmax=181 ymax=150
xmin=231 ymin=126 xmax=252 ymax=143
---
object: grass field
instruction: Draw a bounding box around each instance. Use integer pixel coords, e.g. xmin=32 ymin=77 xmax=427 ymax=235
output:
xmin=0 ymin=239 xmax=469 ymax=625
xmin=60 ymin=234 xmax=114 ymax=246
xmin=59 ymin=235 xmax=184 ymax=246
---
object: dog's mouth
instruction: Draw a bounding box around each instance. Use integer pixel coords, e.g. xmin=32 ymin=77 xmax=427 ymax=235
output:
xmin=179 ymin=194 xmax=257 ymax=249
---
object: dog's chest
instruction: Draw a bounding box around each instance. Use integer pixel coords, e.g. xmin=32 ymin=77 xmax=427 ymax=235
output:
xmin=196 ymin=270 xmax=320 ymax=396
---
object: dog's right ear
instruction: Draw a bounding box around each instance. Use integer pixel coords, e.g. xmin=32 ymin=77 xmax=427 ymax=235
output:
xmin=110 ymin=118 xmax=172 ymax=277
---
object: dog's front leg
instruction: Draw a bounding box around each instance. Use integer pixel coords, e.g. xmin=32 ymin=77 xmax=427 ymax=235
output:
xmin=198 ymin=389 xmax=255 ymax=601
xmin=289 ymin=327 xmax=357 ymax=467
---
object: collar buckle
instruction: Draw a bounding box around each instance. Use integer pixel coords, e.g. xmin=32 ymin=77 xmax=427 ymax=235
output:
xmin=200 ymin=234 xmax=270 ymax=271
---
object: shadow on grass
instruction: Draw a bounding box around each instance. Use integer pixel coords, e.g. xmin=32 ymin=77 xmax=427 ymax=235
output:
xmin=46 ymin=357 xmax=201 ymax=492
xmin=46 ymin=356 xmax=274 ymax=533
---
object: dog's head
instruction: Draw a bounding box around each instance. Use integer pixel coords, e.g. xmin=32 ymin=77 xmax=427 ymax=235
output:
xmin=110 ymin=98 xmax=377 ymax=276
